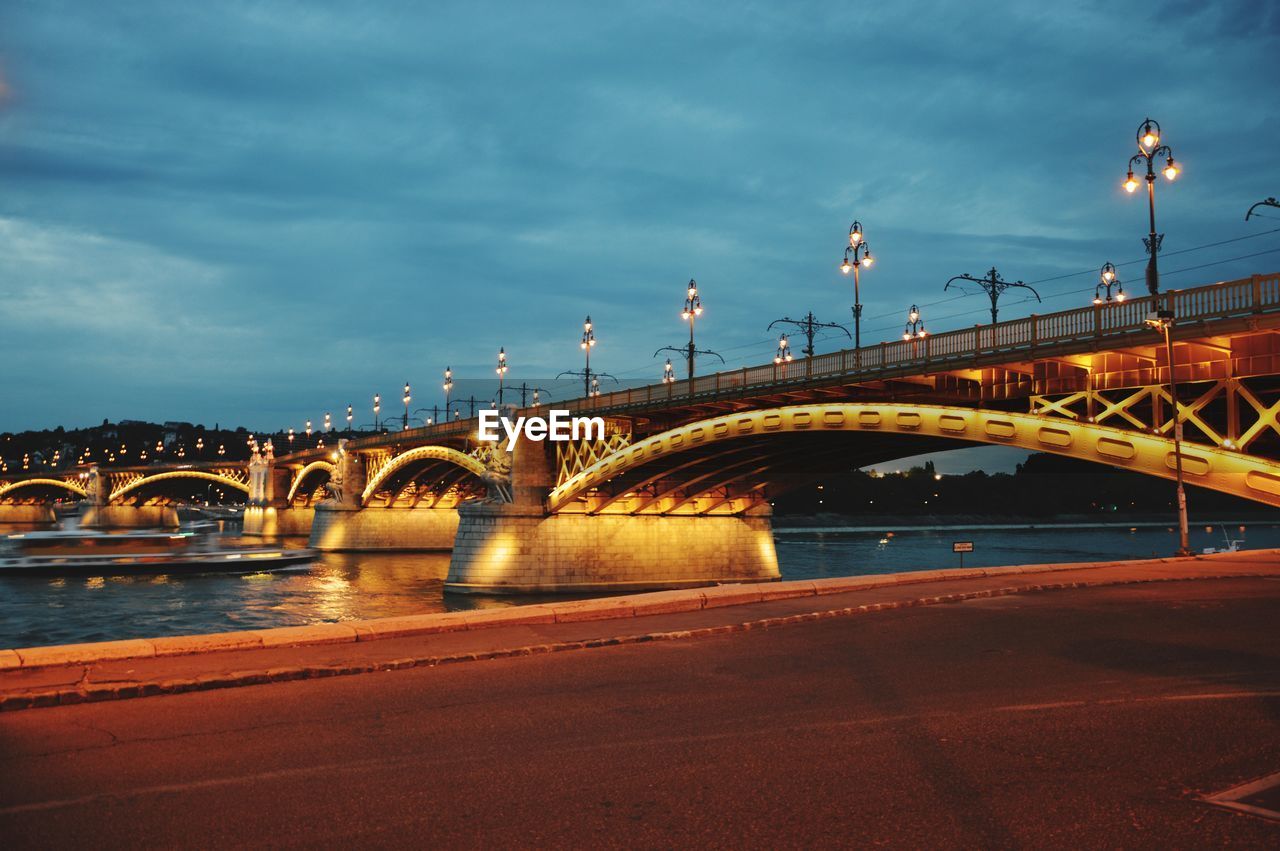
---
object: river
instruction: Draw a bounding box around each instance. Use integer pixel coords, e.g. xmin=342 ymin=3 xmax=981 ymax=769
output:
xmin=1 ymin=520 xmax=1274 ymax=648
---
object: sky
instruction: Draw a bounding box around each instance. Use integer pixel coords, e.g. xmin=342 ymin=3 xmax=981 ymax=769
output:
xmin=1 ymin=1 xmax=1279 ymax=472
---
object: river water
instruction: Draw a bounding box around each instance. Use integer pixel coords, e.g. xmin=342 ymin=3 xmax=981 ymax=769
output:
xmin=1 ymin=520 xmax=1275 ymax=648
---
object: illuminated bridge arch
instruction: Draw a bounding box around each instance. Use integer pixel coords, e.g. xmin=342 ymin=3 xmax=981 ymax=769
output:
xmin=547 ymin=403 xmax=1280 ymax=513
xmin=361 ymin=445 xmax=487 ymax=505
xmin=0 ymin=478 xmax=88 ymax=502
xmin=110 ymin=470 xmax=251 ymax=504
xmin=287 ymin=461 xmax=336 ymax=504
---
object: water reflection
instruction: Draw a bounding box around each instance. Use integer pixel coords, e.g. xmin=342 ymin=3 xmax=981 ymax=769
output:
xmin=2 ymin=520 xmax=1278 ymax=648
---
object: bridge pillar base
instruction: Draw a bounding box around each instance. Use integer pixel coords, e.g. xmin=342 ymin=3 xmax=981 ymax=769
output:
xmin=80 ymin=504 xmax=180 ymax=529
xmin=0 ymin=505 xmax=58 ymax=525
xmin=242 ymin=506 xmax=314 ymax=538
xmin=445 ymin=503 xmax=780 ymax=594
xmin=309 ymin=503 xmax=459 ymax=551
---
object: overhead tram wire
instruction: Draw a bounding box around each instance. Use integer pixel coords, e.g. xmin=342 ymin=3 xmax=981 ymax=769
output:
xmin=391 ymin=227 xmax=1280 ymax=412
xmin=855 ymin=225 xmax=1280 ymax=326
xmin=598 ymin=239 xmax=1280 ymax=386
xmin=858 ymin=244 xmax=1280 ymax=339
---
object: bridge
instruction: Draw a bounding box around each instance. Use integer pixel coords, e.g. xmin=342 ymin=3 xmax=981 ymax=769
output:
xmin=0 ymin=462 xmax=250 ymax=527
xmin=5 ymin=272 xmax=1280 ymax=591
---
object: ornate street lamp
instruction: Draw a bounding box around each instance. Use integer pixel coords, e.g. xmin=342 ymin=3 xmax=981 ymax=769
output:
xmin=656 ymin=279 xmax=722 ymax=381
xmin=286 ymin=429 xmax=294 ymax=449
xmin=839 ymin=220 xmax=874 ymax=349
xmin=443 ymin=367 xmax=453 ymax=420
xmin=1093 ymin=262 xmax=1126 ymax=304
xmin=324 ymin=412 xmax=332 ymax=433
xmin=346 ymin=404 xmax=353 ymax=436
xmin=1123 ymin=118 xmax=1179 ymax=296
xmin=945 ymin=267 xmax=1040 ymax=325
xmin=1145 ymin=308 xmax=1191 ymax=556
xmin=305 ymin=421 xmax=312 ymax=441
xmin=496 ymin=348 xmax=508 ymax=406
xmin=662 ymin=359 xmax=675 ymax=384
xmin=402 ymin=382 xmax=411 ymax=430
xmin=373 ymin=393 xmax=382 ymax=431
xmin=560 ymin=315 xmax=615 ymax=397
xmin=774 ymin=333 xmax=793 ymax=377
xmin=581 ymin=315 xmax=596 ymax=396
xmin=903 ymin=305 xmax=927 ymax=340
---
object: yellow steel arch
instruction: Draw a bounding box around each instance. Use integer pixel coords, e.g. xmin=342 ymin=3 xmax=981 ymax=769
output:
xmin=286 ymin=461 xmax=336 ymax=503
xmin=360 ymin=445 xmax=487 ymax=502
xmin=547 ymin=403 xmax=1280 ymax=512
xmin=0 ymin=478 xmax=88 ymax=501
xmin=110 ymin=470 xmax=250 ymax=503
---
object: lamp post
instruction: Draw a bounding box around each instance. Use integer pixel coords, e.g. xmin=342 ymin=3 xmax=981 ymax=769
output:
xmin=655 ymin=279 xmax=722 ymax=382
xmin=373 ymin=394 xmax=381 ymax=432
xmin=681 ymin=279 xmax=701 ymax=381
xmin=496 ymin=348 xmax=508 ymax=406
xmin=560 ymin=316 xmax=615 ymax=397
xmin=903 ymin=305 xmax=927 ymax=340
xmin=403 ymin=382 xmax=411 ymax=430
xmin=945 ymin=267 xmax=1040 ymax=325
xmin=839 ymin=220 xmax=874 ymax=349
xmin=1124 ymin=118 xmax=1179 ymax=297
xmin=346 ymin=404 xmax=353 ymax=436
xmin=1145 ymin=308 xmax=1192 ymax=556
xmin=774 ymin=333 xmax=793 ymax=377
xmin=580 ymin=315 xmax=596 ymax=397
xmin=443 ymin=367 xmax=453 ymax=420
xmin=305 ymin=420 xmax=312 ymax=444
xmin=662 ymin=359 xmax=675 ymax=384
xmin=324 ymin=412 xmax=331 ymax=434
xmin=286 ymin=429 xmax=293 ymax=450
xmin=1093 ymin=262 xmax=1126 ymax=304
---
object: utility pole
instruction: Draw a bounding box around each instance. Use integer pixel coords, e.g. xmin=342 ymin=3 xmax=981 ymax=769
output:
xmin=768 ymin=312 xmax=850 ymax=359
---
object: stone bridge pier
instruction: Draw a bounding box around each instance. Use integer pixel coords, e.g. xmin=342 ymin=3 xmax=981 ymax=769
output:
xmin=308 ymin=446 xmax=460 ymax=551
xmin=242 ymin=454 xmax=314 ymax=538
xmin=79 ymin=467 xmax=179 ymax=529
xmin=445 ymin=439 xmax=780 ymax=594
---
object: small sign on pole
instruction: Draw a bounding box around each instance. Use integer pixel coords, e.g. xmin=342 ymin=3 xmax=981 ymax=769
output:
xmin=953 ymin=540 xmax=974 ymax=568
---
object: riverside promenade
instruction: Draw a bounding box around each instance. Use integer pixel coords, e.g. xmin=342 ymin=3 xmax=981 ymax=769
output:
xmin=1 ymin=551 xmax=1279 ymax=709
xmin=2 ymin=552 xmax=1279 ymax=846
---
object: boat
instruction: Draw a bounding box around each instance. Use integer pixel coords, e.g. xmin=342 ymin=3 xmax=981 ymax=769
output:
xmin=0 ymin=525 xmax=317 ymax=576
xmin=1201 ymin=526 xmax=1246 ymax=555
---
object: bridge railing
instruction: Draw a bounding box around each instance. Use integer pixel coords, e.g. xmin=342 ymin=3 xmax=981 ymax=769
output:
xmin=277 ymin=272 xmax=1279 ymax=460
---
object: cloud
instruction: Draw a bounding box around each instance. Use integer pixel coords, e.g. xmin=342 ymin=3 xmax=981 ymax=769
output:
xmin=0 ymin=1 xmax=1277 ymax=436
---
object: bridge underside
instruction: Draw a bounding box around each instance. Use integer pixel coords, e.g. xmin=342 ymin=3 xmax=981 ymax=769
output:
xmin=550 ymin=403 xmax=1280 ymax=515
xmin=556 ymin=432 xmax=966 ymax=516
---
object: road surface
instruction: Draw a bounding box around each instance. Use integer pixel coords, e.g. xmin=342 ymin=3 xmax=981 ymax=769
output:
xmin=2 ymin=578 xmax=1279 ymax=847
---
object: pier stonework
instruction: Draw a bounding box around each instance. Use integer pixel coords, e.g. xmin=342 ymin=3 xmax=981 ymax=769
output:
xmin=310 ymin=504 xmax=459 ymax=551
xmin=79 ymin=504 xmax=180 ymax=529
xmin=303 ymin=443 xmax=460 ymax=551
xmin=242 ymin=505 xmax=314 ymax=537
xmin=445 ymin=438 xmax=781 ymax=594
xmin=243 ymin=454 xmax=313 ymax=537
xmin=0 ymin=504 xmax=57 ymax=524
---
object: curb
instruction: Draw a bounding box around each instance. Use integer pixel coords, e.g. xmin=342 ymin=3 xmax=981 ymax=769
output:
xmin=5 ymin=551 xmax=1268 ymax=673
xmin=0 ymin=569 xmax=1272 ymax=713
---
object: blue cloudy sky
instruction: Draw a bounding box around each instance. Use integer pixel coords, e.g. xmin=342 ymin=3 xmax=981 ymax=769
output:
xmin=1 ymin=1 xmax=1278 ymax=469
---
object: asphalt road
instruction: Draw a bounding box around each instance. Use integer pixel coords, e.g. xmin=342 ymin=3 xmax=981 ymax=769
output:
xmin=2 ymin=578 xmax=1279 ymax=848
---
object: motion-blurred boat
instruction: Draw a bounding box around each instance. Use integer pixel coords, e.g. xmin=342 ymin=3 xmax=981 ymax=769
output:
xmin=0 ymin=525 xmax=315 ymax=576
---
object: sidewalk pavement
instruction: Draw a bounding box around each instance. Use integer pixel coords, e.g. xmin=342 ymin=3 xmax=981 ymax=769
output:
xmin=2 ymin=550 xmax=1277 ymax=712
